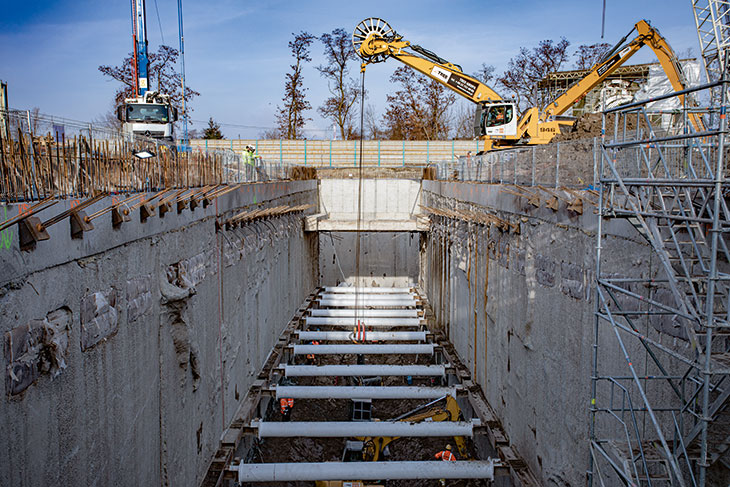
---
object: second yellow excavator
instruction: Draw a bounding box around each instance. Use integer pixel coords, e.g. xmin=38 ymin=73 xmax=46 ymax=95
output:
xmin=353 ymin=17 xmax=703 ymax=152
xmin=316 ymin=395 xmax=469 ymax=487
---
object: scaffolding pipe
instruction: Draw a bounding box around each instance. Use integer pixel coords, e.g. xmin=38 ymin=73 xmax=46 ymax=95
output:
xmin=253 ymin=420 xmax=477 ymax=438
xmin=283 ymin=364 xmax=447 ymax=377
xmin=235 ymin=460 xmax=496 ymax=482
xmin=273 ymin=385 xmax=458 ymax=399
xmin=324 ymin=286 xmax=414 ymax=293
xmin=292 ymin=344 xmax=434 ymax=355
xmin=305 ymin=317 xmax=423 ymax=327
xmin=295 ymin=331 xmax=427 ymax=341
xmin=310 ymin=309 xmax=419 ymax=317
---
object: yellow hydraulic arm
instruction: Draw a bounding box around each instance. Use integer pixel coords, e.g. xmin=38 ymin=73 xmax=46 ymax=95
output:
xmin=357 ymin=395 xmax=470 ymax=462
xmin=543 ymin=20 xmax=704 ymax=132
xmin=354 ymin=18 xmax=502 ymax=105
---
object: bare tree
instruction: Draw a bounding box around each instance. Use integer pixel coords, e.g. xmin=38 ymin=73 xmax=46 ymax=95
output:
xmin=317 ymin=28 xmax=362 ymax=140
xmin=496 ymin=38 xmax=570 ymax=112
xmin=451 ymin=101 xmax=477 ymax=139
xmin=363 ymin=103 xmax=385 ymax=139
xmin=276 ymin=32 xmax=316 ymax=139
xmin=472 ymin=63 xmax=496 ymax=85
xmin=574 ymin=43 xmax=612 ymax=70
xmin=98 ymin=45 xmax=199 ymax=115
xmin=382 ymin=66 xmax=456 ymax=140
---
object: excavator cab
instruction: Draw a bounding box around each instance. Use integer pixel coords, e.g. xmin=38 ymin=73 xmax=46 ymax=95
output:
xmin=476 ymin=102 xmax=518 ymax=138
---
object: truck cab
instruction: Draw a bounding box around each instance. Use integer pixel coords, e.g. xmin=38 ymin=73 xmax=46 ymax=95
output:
xmin=117 ymin=91 xmax=178 ymax=141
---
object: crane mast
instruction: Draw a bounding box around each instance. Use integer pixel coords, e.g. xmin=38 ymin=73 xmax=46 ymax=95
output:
xmin=131 ymin=0 xmax=149 ymax=96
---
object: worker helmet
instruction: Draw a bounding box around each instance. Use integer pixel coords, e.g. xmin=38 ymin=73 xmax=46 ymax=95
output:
xmin=445 ymin=444 xmax=452 ymax=451
xmin=245 ymin=144 xmax=254 ymax=151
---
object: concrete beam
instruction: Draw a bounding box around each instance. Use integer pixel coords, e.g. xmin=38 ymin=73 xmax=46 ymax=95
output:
xmin=295 ymin=331 xmax=427 ymax=341
xmin=235 ymin=460 xmax=497 ymax=482
xmin=252 ymin=419 xmax=478 ymax=438
xmin=291 ymin=344 xmax=434 ymax=355
xmin=311 ymin=218 xmax=428 ymax=232
xmin=282 ymin=364 xmax=447 ymax=377
xmin=273 ymin=385 xmax=458 ymax=399
xmin=305 ymin=317 xmax=423 ymax=327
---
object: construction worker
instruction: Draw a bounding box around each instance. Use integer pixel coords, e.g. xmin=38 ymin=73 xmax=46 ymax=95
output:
xmin=305 ymin=340 xmax=320 ymax=365
xmin=435 ymin=444 xmax=456 ymax=486
xmin=280 ymin=397 xmax=294 ymax=421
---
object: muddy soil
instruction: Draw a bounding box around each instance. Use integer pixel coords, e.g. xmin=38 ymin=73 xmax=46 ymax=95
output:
xmin=245 ymin=342 xmax=489 ymax=487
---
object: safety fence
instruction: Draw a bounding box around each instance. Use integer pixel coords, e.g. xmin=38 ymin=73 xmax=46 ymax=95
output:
xmin=434 ymin=138 xmax=601 ymax=189
xmin=192 ymin=138 xmax=485 ymax=167
xmin=0 ymin=109 xmax=296 ymax=203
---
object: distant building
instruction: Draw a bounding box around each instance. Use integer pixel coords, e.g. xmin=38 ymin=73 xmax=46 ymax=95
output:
xmin=537 ymin=59 xmax=701 ymax=118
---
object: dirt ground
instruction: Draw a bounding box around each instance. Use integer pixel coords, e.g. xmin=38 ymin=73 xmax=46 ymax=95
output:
xmin=552 ymin=112 xmax=646 ymax=142
xmin=243 ymin=342 xmax=490 ymax=487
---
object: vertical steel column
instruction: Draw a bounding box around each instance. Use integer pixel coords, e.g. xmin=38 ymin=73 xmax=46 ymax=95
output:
xmin=699 ymin=71 xmax=728 ymax=487
xmin=555 ymin=142 xmax=560 ymax=188
xmin=531 ymin=146 xmax=536 ymax=186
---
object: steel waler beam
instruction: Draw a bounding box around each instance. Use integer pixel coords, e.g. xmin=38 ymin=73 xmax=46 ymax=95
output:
xmin=252 ymin=419 xmax=478 ymax=438
xmin=235 ymin=460 xmax=497 ymax=482
xmin=273 ymin=385 xmax=459 ymax=399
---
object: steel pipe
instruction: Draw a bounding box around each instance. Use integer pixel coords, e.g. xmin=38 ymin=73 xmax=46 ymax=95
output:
xmin=236 ymin=460 xmax=496 ymax=482
xmin=296 ymin=331 xmax=427 ymax=341
xmin=321 ymin=292 xmax=415 ymax=298
xmin=293 ymin=344 xmax=434 ymax=355
xmin=319 ymin=295 xmax=416 ymax=302
xmin=283 ymin=364 xmax=446 ymax=377
xmin=305 ymin=317 xmax=423 ymax=327
xmin=253 ymin=419 xmax=477 ymax=438
xmin=318 ymin=299 xmax=417 ymax=307
xmin=310 ymin=309 xmax=419 ymax=317
xmin=324 ymin=286 xmax=414 ymax=293
xmin=274 ymin=385 xmax=458 ymax=399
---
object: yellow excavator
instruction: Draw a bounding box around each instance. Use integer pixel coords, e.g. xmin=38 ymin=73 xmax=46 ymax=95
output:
xmin=353 ymin=17 xmax=704 ymax=152
xmin=316 ymin=395 xmax=469 ymax=487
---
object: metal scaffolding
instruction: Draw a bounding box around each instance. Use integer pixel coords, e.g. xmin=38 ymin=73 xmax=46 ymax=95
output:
xmin=589 ymin=74 xmax=730 ymax=486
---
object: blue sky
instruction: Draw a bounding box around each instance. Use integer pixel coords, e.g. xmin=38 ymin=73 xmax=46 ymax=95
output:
xmin=1 ymin=0 xmax=698 ymax=138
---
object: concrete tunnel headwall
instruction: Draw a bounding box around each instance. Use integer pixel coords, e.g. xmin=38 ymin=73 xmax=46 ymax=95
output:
xmin=0 ymin=173 xmax=698 ymax=486
xmin=0 ymin=181 xmax=318 ymax=486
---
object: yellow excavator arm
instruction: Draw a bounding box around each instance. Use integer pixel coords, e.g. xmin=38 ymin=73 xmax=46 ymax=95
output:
xmin=354 ymin=18 xmax=502 ymax=104
xmin=543 ymin=20 xmax=704 ymax=132
xmin=357 ymin=395 xmax=470 ymax=462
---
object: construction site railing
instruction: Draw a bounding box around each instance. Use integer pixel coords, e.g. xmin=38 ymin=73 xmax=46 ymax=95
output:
xmin=434 ymin=138 xmax=600 ymax=188
xmin=0 ymin=109 xmax=297 ymax=203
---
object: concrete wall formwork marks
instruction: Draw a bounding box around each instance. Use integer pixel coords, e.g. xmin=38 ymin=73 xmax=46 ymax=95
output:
xmin=0 ymin=181 xmax=318 ymax=486
xmin=420 ymin=181 xmax=674 ymax=486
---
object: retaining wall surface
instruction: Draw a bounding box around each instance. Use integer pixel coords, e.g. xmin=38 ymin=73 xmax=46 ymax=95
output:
xmin=421 ymin=181 xmax=689 ymax=486
xmin=0 ymin=181 xmax=318 ymax=486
